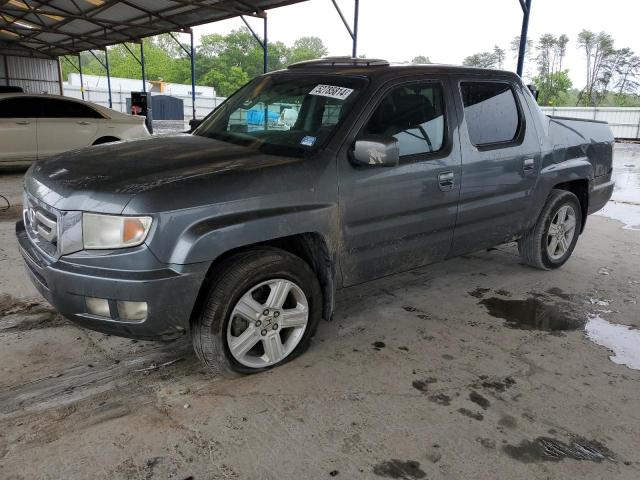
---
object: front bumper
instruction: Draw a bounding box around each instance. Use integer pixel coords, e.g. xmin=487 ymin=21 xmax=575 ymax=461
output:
xmin=16 ymin=220 xmax=209 ymax=340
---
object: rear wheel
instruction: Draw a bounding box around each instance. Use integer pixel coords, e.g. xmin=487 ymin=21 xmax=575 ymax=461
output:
xmin=518 ymin=189 xmax=582 ymax=270
xmin=191 ymin=248 xmax=322 ymax=376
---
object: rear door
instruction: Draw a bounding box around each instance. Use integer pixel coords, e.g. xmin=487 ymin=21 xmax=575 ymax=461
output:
xmin=36 ymin=98 xmax=101 ymax=158
xmin=337 ymin=76 xmax=462 ymax=285
xmin=450 ymin=78 xmax=541 ymax=255
xmin=0 ymin=97 xmax=39 ymax=164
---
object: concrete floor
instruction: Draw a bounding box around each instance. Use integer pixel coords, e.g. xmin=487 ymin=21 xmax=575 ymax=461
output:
xmin=0 ymin=145 xmax=639 ymax=480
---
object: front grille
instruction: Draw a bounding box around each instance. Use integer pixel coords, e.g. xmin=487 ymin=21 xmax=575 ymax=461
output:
xmin=24 ymin=193 xmax=59 ymax=258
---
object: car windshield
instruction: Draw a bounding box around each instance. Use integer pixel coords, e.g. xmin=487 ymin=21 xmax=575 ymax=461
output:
xmin=194 ymin=74 xmax=367 ymax=157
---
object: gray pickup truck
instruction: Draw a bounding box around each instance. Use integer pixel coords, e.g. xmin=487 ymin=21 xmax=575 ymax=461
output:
xmin=17 ymin=58 xmax=614 ymax=375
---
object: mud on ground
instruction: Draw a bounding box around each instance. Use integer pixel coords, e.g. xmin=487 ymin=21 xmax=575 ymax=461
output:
xmin=0 ymin=146 xmax=639 ymax=479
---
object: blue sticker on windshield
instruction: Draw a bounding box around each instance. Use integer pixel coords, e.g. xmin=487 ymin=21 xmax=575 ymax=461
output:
xmin=300 ymin=136 xmax=316 ymax=147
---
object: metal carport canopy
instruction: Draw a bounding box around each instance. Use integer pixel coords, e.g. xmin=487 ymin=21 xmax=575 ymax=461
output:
xmin=0 ymin=0 xmax=311 ymax=58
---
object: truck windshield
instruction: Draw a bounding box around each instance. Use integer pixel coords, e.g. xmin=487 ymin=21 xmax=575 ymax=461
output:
xmin=194 ymin=74 xmax=367 ymax=157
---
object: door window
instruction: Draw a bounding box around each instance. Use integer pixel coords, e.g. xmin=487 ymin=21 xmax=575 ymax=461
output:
xmin=460 ymin=82 xmax=521 ymax=146
xmin=39 ymin=98 xmax=103 ymax=119
xmin=363 ymin=82 xmax=445 ymax=157
xmin=0 ymin=97 xmax=40 ymax=118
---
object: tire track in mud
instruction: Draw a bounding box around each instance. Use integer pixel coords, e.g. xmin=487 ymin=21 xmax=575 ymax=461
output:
xmin=0 ymin=340 xmax=197 ymax=419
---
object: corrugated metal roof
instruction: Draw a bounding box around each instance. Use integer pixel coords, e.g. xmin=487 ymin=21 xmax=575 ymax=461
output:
xmin=0 ymin=0 xmax=309 ymax=58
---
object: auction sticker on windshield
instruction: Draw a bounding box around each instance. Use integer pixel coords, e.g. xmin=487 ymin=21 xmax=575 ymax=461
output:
xmin=309 ymin=85 xmax=354 ymax=100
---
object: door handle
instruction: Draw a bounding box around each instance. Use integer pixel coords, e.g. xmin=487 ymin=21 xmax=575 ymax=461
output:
xmin=15 ymin=120 xmax=30 ymax=125
xmin=438 ymin=171 xmax=455 ymax=191
xmin=523 ymin=158 xmax=535 ymax=172
xmin=76 ymin=121 xmax=91 ymax=126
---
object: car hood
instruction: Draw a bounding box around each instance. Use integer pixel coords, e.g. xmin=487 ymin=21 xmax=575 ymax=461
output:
xmin=27 ymin=134 xmax=301 ymax=214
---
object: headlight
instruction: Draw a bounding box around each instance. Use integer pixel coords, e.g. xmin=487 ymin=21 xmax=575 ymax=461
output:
xmin=83 ymin=213 xmax=152 ymax=249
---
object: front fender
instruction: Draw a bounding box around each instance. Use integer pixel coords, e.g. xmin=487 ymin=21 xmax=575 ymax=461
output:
xmin=147 ymin=202 xmax=339 ymax=265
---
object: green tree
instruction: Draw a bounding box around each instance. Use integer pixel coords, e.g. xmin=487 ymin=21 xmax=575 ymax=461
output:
xmin=463 ymin=51 xmax=499 ymax=69
xmin=197 ymin=28 xmax=327 ymax=95
xmin=287 ymin=36 xmax=328 ymax=64
xmin=411 ymin=55 xmax=431 ymax=64
xmin=61 ymin=30 xmax=330 ymax=97
xmin=613 ymin=48 xmax=640 ymax=101
xmin=577 ymin=30 xmax=615 ymax=106
xmin=534 ymin=71 xmax=572 ymax=105
xmin=533 ymin=33 xmax=571 ymax=105
xmin=510 ymin=35 xmax=534 ymax=80
xmin=202 ymin=66 xmax=250 ymax=97
xmin=493 ymin=46 xmax=506 ymax=69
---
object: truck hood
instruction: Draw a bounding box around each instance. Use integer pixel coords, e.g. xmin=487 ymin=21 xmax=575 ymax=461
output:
xmin=27 ymin=134 xmax=301 ymax=213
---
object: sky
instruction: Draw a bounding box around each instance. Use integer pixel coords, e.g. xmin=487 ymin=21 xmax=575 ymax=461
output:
xmin=193 ymin=0 xmax=640 ymax=89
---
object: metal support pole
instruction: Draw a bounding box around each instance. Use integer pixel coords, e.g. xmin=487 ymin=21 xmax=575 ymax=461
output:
xmin=77 ymin=53 xmax=84 ymax=100
xmin=140 ymin=40 xmax=146 ymax=93
xmin=56 ymin=57 xmax=64 ymax=95
xmin=330 ymin=0 xmax=359 ymax=58
xmin=516 ymin=0 xmax=532 ymax=77
xmin=105 ymin=48 xmax=112 ymax=108
xmin=190 ymin=30 xmax=196 ymax=120
xmin=241 ymin=14 xmax=267 ymax=73
xmin=263 ymin=14 xmax=268 ymax=74
xmin=352 ymin=0 xmax=359 ymax=58
xmin=3 ymin=55 xmax=9 ymax=86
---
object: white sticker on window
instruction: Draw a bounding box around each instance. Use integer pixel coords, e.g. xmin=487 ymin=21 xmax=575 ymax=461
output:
xmin=309 ymin=84 xmax=354 ymax=101
xmin=300 ymin=136 xmax=316 ymax=146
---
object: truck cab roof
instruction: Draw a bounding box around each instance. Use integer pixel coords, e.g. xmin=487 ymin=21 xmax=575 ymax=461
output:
xmin=283 ymin=56 xmax=521 ymax=80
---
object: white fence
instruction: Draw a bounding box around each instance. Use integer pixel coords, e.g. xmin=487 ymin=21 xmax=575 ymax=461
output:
xmin=63 ymin=84 xmax=226 ymax=119
xmin=540 ymin=107 xmax=640 ymax=139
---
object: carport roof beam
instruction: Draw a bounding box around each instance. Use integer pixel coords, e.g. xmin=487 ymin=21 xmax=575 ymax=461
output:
xmin=0 ymin=0 xmax=310 ymax=58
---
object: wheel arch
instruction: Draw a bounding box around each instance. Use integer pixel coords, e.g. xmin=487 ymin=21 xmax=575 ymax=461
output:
xmin=189 ymin=232 xmax=337 ymax=327
xmin=551 ymin=179 xmax=589 ymax=233
xmin=92 ymin=136 xmax=120 ymax=145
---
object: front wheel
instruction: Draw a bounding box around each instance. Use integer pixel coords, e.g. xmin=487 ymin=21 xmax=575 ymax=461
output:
xmin=191 ymin=248 xmax=322 ymax=376
xmin=518 ymin=189 xmax=582 ymax=270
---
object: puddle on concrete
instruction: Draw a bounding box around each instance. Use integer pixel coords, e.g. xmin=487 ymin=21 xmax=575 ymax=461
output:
xmin=609 ymin=148 xmax=640 ymax=205
xmin=597 ymin=201 xmax=640 ymax=230
xmin=585 ymin=314 xmax=640 ymax=370
xmin=479 ymin=297 xmax=584 ymax=331
xmin=596 ymin=147 xmax=640 ymax=229
xmin=503 ymin=436 xmax=614 ymax=463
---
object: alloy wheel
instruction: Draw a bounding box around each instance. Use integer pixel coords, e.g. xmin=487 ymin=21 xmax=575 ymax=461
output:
xmin=226 ymin=278 xmax=309 ymax=368
xmin=546 ymin=204 xmax=577 ymax=261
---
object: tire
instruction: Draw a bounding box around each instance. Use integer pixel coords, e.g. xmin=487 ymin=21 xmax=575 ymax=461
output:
xmin=518 ymin=189 xmax=583 ymax=270
xmin=191 ymin=247 xmax=322 ymax=376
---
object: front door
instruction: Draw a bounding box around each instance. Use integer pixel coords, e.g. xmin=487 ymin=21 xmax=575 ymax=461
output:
xmin=337 ymin=77 xmax=462 ymax=286
xmin=0 ymin=97 xmax=39 ymax=164
xmin=37 ymin=97 xmax=100 ymax=158
xmin=449 ymin=78 xmax=541 ymax=255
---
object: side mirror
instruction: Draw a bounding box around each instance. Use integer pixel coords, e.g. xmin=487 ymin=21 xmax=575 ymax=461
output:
xmin=351 ymin=135 xmax=400 ymax=167
xmin=527 ymin=84 xmax=539 ymax=101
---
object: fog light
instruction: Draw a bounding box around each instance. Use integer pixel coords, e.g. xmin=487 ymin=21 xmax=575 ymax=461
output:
xmin=86 ymin=297 xmax=110 ymax=317
xmin=117 ymin=301 xmax=148 ymax=322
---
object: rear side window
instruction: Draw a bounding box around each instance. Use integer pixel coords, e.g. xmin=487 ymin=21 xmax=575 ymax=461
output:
xmin=364 ymin=82 xmax=445 ymax=157
xmin=460 ymin=82 xmax=520 ymax=146
xmin=40 ymin=98 xmax=103 ymax=119
xmin=0 ymin=97 xmax=40 ymax=118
